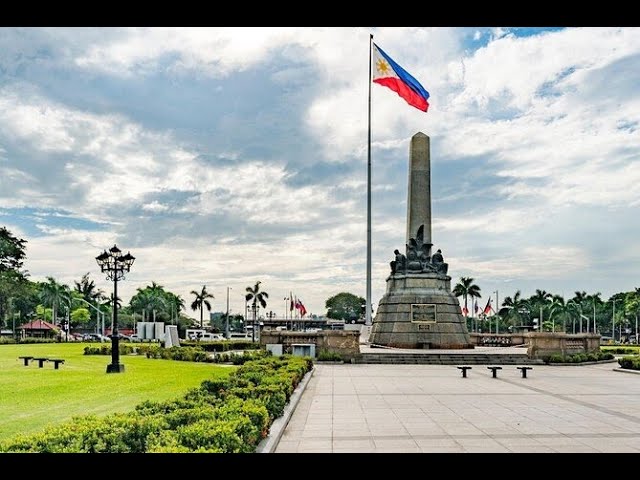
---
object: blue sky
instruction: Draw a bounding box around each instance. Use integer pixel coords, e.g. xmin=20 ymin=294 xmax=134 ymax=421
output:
xmin=1 ymin=27 xmax=639 ymax=320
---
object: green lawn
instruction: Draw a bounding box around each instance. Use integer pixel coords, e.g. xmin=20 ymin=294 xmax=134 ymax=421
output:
xmin=0 ymin=343 xmax=234 ymax=442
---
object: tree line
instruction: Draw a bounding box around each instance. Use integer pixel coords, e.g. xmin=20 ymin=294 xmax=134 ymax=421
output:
xmin=0 ymin=227 xmax=273 ymax=336
xmin=453 ymin=276 xmax=640 ymax=340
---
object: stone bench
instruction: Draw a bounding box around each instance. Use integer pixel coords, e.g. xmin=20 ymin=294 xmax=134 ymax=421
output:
xmin=18 ymin=356 xmax=34 ymax=366
xmin=517 ymin=366 xmax=533 ymax=378
xmin=457 ymin=366 xmax=472 ymax=378
xmin=33 ymin=357 xmax=49 ymax=368
xmin=487 ymin=366 xmax=502 ymax=378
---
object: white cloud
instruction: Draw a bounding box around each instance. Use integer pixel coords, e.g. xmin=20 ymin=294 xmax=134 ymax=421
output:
xmin=2 ymin=27 xmax=640 ymax=318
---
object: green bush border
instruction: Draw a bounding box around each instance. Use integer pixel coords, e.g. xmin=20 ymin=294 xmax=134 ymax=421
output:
xmin=617 ymin=356 xmax=640 ymax=370
xmin=546 ymin=351 xmax=615 ymax=364
xmin=0 ymin=355 xmax=314 ymax=453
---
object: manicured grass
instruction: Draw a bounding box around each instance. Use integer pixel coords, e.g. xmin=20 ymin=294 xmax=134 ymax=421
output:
xmin=0 ymin=343 xmax=234 ymax=442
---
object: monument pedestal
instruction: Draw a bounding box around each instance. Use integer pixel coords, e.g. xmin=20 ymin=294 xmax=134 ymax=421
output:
xmin=369 ymin=273 xmax=473 ymax=349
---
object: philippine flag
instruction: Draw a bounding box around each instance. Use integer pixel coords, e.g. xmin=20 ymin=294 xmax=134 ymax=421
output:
xmin=372 ymin=43 xmax=430 ymax=112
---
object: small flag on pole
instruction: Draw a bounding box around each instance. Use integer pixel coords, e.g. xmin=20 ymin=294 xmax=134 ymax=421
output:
xmin=483 ymin=298 xmax=493 ymax=315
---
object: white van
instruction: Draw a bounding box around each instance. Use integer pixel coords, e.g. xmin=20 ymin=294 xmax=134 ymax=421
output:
xmin=185 ymin=329 xmax=223 ymax=341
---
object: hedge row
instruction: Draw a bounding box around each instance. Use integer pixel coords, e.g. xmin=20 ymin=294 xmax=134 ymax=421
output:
xmin=601 ymin=347 xmax=640 ymax=355
xmin=180 ymin=340 xmax=259 ymax=352
xmin=618 ymin=356 xmax=640 ymax=370
xmin=84 ymin=345 xmax=268 ymax=365
xmin=546 ymin=351 xmax=615 ymax=364
xmin=0 ymin=355 xmax=313 ymax=453
xmin=0 ymin=337 xmax=56 ymax=344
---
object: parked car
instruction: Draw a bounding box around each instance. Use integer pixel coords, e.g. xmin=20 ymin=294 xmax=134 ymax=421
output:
xmin=119 ymin=334 xmax=141 ymax=342
xmin=83 ymin=333 xmax=110 ymax=342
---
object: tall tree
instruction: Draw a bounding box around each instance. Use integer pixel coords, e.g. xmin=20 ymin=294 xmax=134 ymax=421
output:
xmin=0 ymin=227 xmax=29 ymax=326
xmin=528 ymin=289 xmax=554 ymax=330
xmin=245 ymin=281 xmax=268 ymax=338
xmin=549 ymin=294 xmax=578 ymax=333
xmin=325 ymin=292 xmax=366 ymax=322
xmin=0 ymin=226 xmax=27 ymax=272
xmin=190 ymin=285 xmax=214 ymax=328
xmin=74 ymin=272 xmax=104 ymax=303
xmin=39 ymin=277 xmax=70 ymax=325
xmin=452 ymin=277 xmax=481 ymax=317
xmin=499 ymin=290 xmax=531 ymax=327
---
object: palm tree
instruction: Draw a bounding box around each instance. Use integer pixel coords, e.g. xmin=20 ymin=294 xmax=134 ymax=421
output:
xmin=452 ymin=277 xmax=481 ymax=317
xmin=147 ymin=282 xmax=168 ymax=322
xmin=165 ymin=292 xmax=185 ymax=324
xmin=549 ymin=294 xmax=578 ymax=333
xmin=190 ymin=285 xmax=214 ymax=328
xmin=245 ymin=281 xmax=269 ymax=341
xmin=74 ymin=272 xmax=104 ymax=303
xmin=528 ymin=289 xmax=554 ymax=331
xmin=40 ymin=277 xmax=69 ymax=326
xmin=74 ymin=272 xmax=104 ymax=327
xmin=499 ymin=290 xmax=530 ymax=328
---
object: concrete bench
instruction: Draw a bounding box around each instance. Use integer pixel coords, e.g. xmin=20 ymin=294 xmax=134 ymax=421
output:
xmin=517 ymin=366 xmax=533 ymax=378
xmin=18 ymin=356 xmax=34 ymax=366
xmin=33 ymin=357 xmax=49 ymax=368
xmin=457 ymin=366 xmax=472 ymax=378
xmin=487 ymin=366 xmax=502 ymax=378
xmin=49 ymin=359 xmax=65 ymax=370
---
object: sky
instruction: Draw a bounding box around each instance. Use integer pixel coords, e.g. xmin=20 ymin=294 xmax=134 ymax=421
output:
xmin=1 ymin=27 xmax=639 ymax=321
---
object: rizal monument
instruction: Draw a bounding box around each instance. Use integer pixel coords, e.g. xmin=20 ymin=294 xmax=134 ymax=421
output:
xmin=368 ymin=132 xmax=473 ymax=349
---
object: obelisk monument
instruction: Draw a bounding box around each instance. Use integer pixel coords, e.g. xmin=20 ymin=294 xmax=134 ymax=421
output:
xmin=406 ymin=132 xmax=431 ymax=249
xmin=368 ymin=132 xmax=473 ymax=349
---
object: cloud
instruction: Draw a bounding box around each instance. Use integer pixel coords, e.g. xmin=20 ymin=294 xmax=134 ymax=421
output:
xmin=1 ymin=27 xmax=640 ymax=318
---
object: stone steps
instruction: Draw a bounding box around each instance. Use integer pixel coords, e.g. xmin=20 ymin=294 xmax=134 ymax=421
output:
xmin=357 ymin=352 xmax=542 ymax=365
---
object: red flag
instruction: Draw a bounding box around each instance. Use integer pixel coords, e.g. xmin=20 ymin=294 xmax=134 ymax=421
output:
xmin=462 ymin=306 xmax=469 ymax=316
xmin=298 ymin=300 xmax=307 ymax=317
xmin=483 ymin=298 xmax=493 ymax=315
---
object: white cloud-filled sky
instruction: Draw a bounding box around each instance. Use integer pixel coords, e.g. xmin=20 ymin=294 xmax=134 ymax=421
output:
xmin=1 ymin=27 xmax=639 ymax=320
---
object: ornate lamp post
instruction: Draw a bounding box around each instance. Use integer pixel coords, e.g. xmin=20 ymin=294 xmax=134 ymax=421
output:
xmin=96 ymin=245 xmax=135 ymax=374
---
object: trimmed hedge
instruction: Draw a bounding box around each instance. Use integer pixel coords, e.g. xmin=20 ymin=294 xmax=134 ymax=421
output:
xmin=618 ymin=356 xmax=640 ymax=370
xmin=180 ymin=340 xmax=260 ymax=352
xmin=0 ymin=355 xmax=313 ymax=453
xmin=601 ymin=346 xmax=640 ymax=355
xmin=84 ymin=344 xmax=269 ymax=366
xmin=546 ymin=351 xmax=615 ymax=364
xmin=0 ymin=337 xmax=56 ymax=344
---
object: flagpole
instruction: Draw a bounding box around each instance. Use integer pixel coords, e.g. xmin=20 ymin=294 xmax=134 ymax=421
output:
xmin=366 ymin=33 xmax=373 ymax=327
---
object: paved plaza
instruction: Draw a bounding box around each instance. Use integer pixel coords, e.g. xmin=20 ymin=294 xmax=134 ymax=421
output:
xmin=275 ymin=361 xmax=640 ymax=453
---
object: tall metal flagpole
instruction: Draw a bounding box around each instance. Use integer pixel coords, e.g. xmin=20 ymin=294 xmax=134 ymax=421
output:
xmin=366 ymin=33 xmax=373 ymax=326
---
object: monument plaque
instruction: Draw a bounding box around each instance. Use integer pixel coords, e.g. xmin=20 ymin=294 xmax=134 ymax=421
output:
xmin=411 ymin=304 xmax=436 ymax=323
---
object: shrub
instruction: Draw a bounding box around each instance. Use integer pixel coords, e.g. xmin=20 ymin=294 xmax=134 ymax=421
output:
xmin=0 ymin=354 xmax=313 ymax=453
xmin=18 ymin=337 xmax=56 ymax=344
xmin=317 ymin=349 xmax=343 ymax=362
xmin=618 ymin=356 xmax=640 ymax=370
xmin=0 ymin=337 xmax=17 ymax=344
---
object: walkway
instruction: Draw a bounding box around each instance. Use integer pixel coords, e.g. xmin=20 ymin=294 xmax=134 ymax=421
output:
xmin=275 ymin=361 xmax=640 ymax=453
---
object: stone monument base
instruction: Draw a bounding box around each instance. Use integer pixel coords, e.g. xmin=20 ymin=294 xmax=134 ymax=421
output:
xmin=369 ymin=273 xmax=473 ymax=349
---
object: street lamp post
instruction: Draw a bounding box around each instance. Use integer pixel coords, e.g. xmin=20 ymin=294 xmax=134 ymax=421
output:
xmin=225 ymin=287 xmax=232 ymax=339
xmin=96 ymin=245 xmax=135 ymax=374
xmin=76 ymin=297 xmax=105 ymax=336
xmin=612 ymin=299 xmax=618 ymax=343
xmin=494 ymin=290 xmax=499 ymax=334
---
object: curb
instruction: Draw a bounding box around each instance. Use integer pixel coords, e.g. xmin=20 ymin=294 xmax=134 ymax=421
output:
xmin=612 ymin=367 xmax=640 ymax=375
xmin=255 ymin=366 xmax=315 ymax=453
